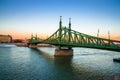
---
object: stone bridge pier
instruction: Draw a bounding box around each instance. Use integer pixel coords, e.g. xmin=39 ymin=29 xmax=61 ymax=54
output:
xmin=54 ymin=47 xmax=73 ymax=57
xmin=28 ymin=44 xmax=37 ymax=48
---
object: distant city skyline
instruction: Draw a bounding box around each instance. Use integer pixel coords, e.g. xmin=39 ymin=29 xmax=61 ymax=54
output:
xmin=0 ymin=0 xmax=120 ymax=40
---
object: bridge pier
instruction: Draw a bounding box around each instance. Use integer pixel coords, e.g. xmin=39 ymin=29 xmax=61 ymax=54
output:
xmin=29 ymin=44 xmax=37 ymax=48
xmin=54 ymin=48 xmax=73 ymax=57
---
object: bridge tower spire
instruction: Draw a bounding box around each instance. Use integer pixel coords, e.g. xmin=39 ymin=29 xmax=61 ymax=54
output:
xmin=59 ymin=16 xmax=62 ymax=48
xmin=36 ymin=33 xmax=37 ymax=39
xmin=68 ymin=18 xmax=71 ymax=47
xmin=108 ymin=30 xmax=110 ymax=40
xmin=69 ymin=18 xmax=71 ymax=30
xmin=31 ymin=33 xmax=33 ymax=39
xmin=59 ymin=16 xmax=62 ymax=29
xmin=97 ymin=29 xmax=99 ymax=45
xmin=108 ymin=30 xmax=110 ymax=45
xmin=97 ymin=29 xmax=99 ymax=38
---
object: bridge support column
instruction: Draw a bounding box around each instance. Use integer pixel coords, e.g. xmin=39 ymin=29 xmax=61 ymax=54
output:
xmin=54 ymin=48 xmax=73 ymax=57
xmin=29 ymin=44 xmax=37 ymax=48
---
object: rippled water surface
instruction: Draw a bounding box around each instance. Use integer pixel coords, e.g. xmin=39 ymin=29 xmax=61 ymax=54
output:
xmin=0 ymin=44 xmax=120 ymax=80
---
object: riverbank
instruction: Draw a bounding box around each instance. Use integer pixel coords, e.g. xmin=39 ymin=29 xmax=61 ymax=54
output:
xmin=14 ymin=43 xmax=53 ymax=47
xmin=14 ymin=43 xmax=27 ymax=47
xmin=0 ymin=43 xmax=55 ymax=47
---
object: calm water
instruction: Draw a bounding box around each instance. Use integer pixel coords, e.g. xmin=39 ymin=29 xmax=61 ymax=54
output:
xmin=0 ymin=44 xmax=120 ymax=80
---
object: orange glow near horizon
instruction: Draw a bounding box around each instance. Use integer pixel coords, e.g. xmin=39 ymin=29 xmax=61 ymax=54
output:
xmin=0 ymin=28 xmax=120 ymax=40
xmin=100 ymin=35 xmax=120 ymax=41
xmin=11 ymin=34 xmax=48 ymax=40
xmin=0 ymin=31 xmax=49 ymax=40
xmin=1 ymin=31 xmax=120 ymax=41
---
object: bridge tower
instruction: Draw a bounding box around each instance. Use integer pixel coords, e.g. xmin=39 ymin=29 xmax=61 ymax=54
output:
xmin=28 ymin=34 xmax=38 ymax=48
xmin=55 ymin=16 xmax=73 ymax=57
xmin=59 ymin=16 xmax=62 ymax=48
xmin=68 ymin=18 xmax=72 ymax=49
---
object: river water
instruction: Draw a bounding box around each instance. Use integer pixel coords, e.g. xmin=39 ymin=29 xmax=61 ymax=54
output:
xmin=0 ymin=44 xmax=120 ymax=80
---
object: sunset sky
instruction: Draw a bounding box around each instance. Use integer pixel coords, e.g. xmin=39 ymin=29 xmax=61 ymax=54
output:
xmin=0 ymin=0 xmax=120 ymax=40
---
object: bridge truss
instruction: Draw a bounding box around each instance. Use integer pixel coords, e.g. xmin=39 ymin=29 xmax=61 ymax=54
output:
xmin=29 ymin=16 xmax=120 ymax=51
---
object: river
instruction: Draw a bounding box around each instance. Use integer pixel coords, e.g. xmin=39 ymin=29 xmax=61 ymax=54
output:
xmin=0 ymin=44 xmax=120 ymax=80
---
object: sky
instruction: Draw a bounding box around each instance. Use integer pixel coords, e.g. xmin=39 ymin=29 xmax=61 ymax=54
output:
xmin=0 ymin=0 xmax=120 ymax=40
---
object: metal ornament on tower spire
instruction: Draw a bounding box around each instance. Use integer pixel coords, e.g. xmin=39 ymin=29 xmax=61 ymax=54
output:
xmin=69 ymin=18 xmax=71 ymax=30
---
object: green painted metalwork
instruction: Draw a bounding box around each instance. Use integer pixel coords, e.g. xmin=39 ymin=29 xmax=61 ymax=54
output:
xmin=58 ymin=16 xmax=62 ymax=49
xmin=28 ymin=17 xmax=120 ymax=51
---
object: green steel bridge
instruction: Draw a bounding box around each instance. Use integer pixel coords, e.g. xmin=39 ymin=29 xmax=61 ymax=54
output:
xmin=28 ymin=16 xmax=120 ymax=52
